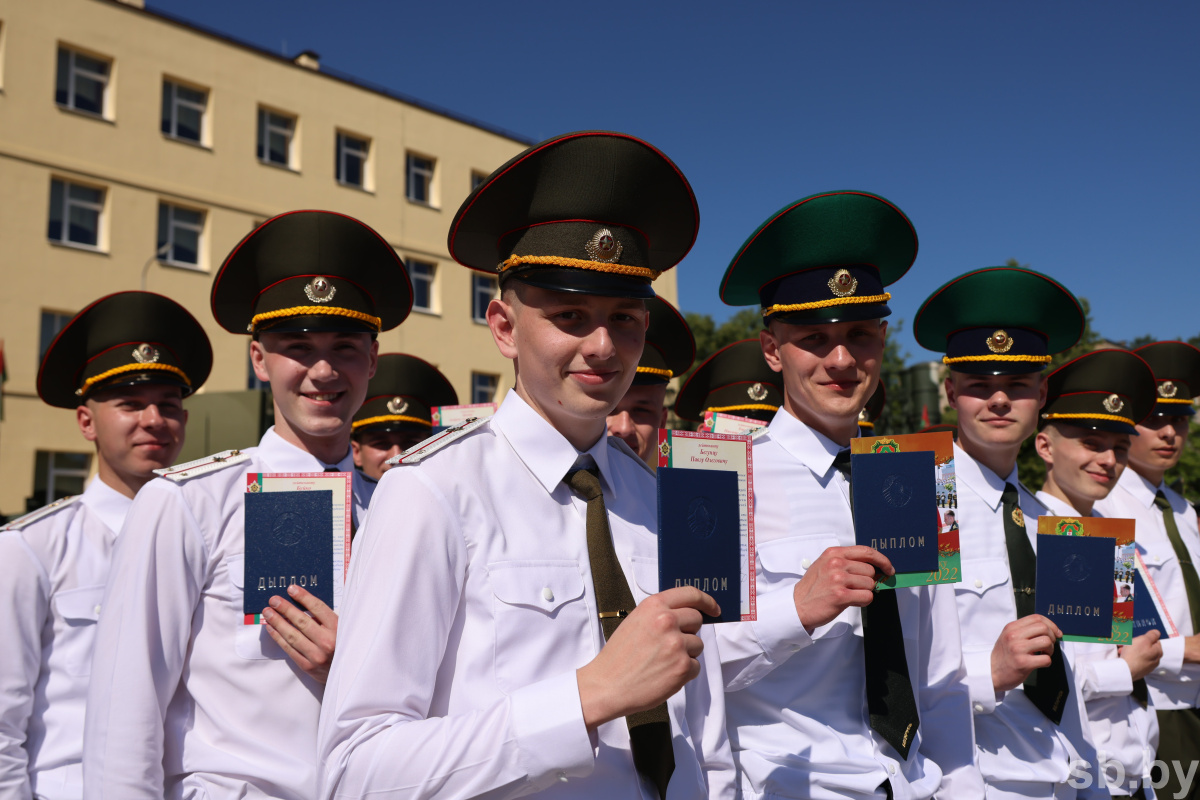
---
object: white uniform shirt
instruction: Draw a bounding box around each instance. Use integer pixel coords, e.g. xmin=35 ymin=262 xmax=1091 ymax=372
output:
xmin=1096 ymin=468 xmax=1200 ymax=711
xmin=317 ymin=390 xmax=735 ymax=800
xmin=953 ymin=444 xmax=1105 ymax=799
xmin=1035 ymin=490 xmax=1158 ymax=796
xmin=82 ymin=428 xmax=372 ymax=800
xmin=714 ymin=410 xmax=983 ymax=800
xmin=0 ymin=479 xmax=130 ymax=800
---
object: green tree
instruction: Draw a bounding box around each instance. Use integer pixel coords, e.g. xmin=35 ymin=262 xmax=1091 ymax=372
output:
xmin=680 ymin=308 xmax=763 ymax=387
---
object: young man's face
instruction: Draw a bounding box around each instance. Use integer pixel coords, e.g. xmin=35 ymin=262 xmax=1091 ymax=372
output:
xmin=1036 ymin=423 xmax=1130 ymax=507
xmin=489 ymin=283 xmax=647 ymax=435
xmin=606 ymin=383 xmax=668 ymax=466
xmin=78 ymin=383 xmax=188 ymax=484
xmin=251 ymin=331 xmax=378 ymax=447
xmin=1128 ymin=414 xmax=1191 ymax=475
xmin=760 ymin=318 xmax=886 ymax=437
xmin=351 ymin=428 xmax=428 ymax=481
xmin=946 ymin=371 xmax=1047 ymax=454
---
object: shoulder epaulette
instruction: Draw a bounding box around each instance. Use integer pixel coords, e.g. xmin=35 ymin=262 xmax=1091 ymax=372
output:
xmin=155 ymin=449 xmax=251 ymax=482
xmin=607 ymin=435 xmax=655 ymax=477
xmin=750 ymin=425 xmax=770 ymax=440
xmin=2 ymin=495 xmax=81 ymax=531
xmin=386 ymin=417 xmax=488 ymax=467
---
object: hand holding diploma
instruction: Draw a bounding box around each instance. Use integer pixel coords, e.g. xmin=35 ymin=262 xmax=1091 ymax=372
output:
xmin=263 ymin=584 xmax=339 ymax=684
xmin=991 ymin=615 xmax=1063 ymax=692
xmin=792 ymin=546 xmax=895 ymax=634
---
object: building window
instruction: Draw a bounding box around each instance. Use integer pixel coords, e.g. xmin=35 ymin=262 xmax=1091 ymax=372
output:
xmin=55 ymin=46 xmax=109 ymax=116
xmin=48 ymin=178 xmax=104 ymax=248
xmin=33 ymin=450 xmax=91 ymax=508
xmin=471 ymin=372 xmax=499 ymax=405
xmin=161 ymin=80 xmax=207 ymax=143
xmin=471 ymin=274 xmax=497 ymax=323
xmin=406 ymin=153 xmax=435 ymax=204
xmin=336 ymin=132 xmax=369 ymax=188
xmin=157 ymin=203 xmax=205 ymax=268
xmin=257 ymin=107 xmax=295 ymax=167
xmin=471 ymin=170 xmax=488 ymax=191
xmin=407 ymin=259 xmax=436 ymax=313
xmin=39 ymin=310 xmax=73 ymax=361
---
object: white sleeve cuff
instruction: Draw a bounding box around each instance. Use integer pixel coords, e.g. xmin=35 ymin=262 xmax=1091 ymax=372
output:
xmin=1158 ymin=635 xmax=1186 ymax=677
xmin=1085 ymin=658 xmax=1134 ymax=699
xmin=510 ymin=671 xmax=595 ymax=784
xmin=963 ymin=649 xmax=997 ymax=714
xmin=751 ymin=580 xmax=813 ymax=664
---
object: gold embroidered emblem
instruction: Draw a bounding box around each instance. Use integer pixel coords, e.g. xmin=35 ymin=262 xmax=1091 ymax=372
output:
xmin=584 ymin=228 xmax=623 ymax=263
xmin=1011 ymin=506 xmax=1025 ymax=527
xmin=1103 ymin=394 xmax=1124 ymax=414
xmin=747 ymin=382 xmax=769 ymax=401
xmin=304 ymin=276 xmax=336 ymax=303
xmin=1159 ymin=381 xmax=1178 ymax=398
xmin=986 ymin=330 xmax=1014 ymax=354
xmin=132 ymin=343 xmax=160 ymax=364
xmin=658 ymin=440 xmax=671 ymax=459
xmin=386 ymin=397 xmax=409 ymax=415
xmin=827 ymin=268 xmax=858 ymax=297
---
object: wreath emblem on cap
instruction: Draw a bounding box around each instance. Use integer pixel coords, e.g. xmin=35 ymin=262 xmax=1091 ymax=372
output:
xmin=858 ymin=408 xmax=869 ymax=421
xmin=386 ymin=397 xmax=409 ymax=415
xmin=747 ymin=382 xmax=769 ymax=401
xmin=827 ymin=269 xmax=858 ymax=297
xmin=1159 ymin=381 xmax=1178 ymax=398
xmin=304 ymin=276 xmax=337 ymax=304
xmin=584 ymin=228 xmax=623 ymax=264
xmin=986 ymin=329 xmax=1014 ymax=354
xmin=131 ymin=343 xmax=160 ymax=363
xmin=1103 ymin=394 xmax=1124 ymax=414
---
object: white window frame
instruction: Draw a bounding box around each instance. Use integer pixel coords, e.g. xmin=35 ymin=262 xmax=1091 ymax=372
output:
xmin=56 ymin=46 xmax=110 ymax=117
xmin=406 ymin=152 xmax=436 ymax=205
xmin=48 ymin=177 xmax=106 ymax=250
xmin=257 ymin=107 xmax=296 ymax=168
xmin=39 ymin=309 xmax=74 ymax=361
xmin=336 ymin=131 xmax=370 ymax=189
xmin=157 ymin=202 xmax=206 ymax=270
xmin=162 ymin=79 xmax=208 ymax=144
xmin=407 ymin=258 xmax=437 ymax=314
xmin=470 ymin=170 xmax=488 ymax=191
xmin=471 ymin=274 xmax=497 ymax=324
xmin=471 ymin=372 xmax=499 ymax=405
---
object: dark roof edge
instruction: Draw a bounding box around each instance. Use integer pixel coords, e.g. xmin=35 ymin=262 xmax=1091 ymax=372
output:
xmin=107 ymin=0 xmax=535 ymax=146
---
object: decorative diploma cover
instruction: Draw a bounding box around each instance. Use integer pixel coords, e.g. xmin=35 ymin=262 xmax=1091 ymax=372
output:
xmin=658 ymin=429 xmax=756 ymax=621
xmin=1133 ymin=551 xmax=1179 ymax=639
xmin=657 ymin=468 xmax=741 ymax=623
xmin=431 ymin=402 xmax=497 ymax=430
xmin=851 ymin=431 xmax=962 ymax=589
xmin=698 ymin=410 xmax=768 ymax=436
xmin=1036 ymin=515 xmax=1130 ymax=643
xmin=243 ymin=472 xmax=352 ymax=624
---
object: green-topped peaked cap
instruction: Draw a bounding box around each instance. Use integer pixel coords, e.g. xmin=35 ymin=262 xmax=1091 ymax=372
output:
xmin=674 ymin=339 xmax=783 ymax=423
xmin=858 ymin=383 xmax=886 ymax=432
xmin=38 ymin=291 xmax=213 ymax=408
xmin=352 ymin=353 xmax=458 ymax=434
xmin=719 ymin=191 xmax=917 ymax=324
xmin=914 ymin=266 xmax=1084 ymax=375
xmin=1134 ymin=341 xmax=1200 ymax=416
xmin=448 ymin=131 xmax=698 ymax=300
xmin=635 ymin=296 xmax=695 ymax=386
xmin=1040 ymin=349 xmax=1157 ymax=435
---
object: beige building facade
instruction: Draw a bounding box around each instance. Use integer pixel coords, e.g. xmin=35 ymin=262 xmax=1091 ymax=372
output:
xmin=0 ymin=0 xmax=679 ymax=517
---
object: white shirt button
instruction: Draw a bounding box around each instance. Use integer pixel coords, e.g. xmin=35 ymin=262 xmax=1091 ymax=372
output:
xmin=557 ymin=771 xmax=567 ymax=783
xmin=542 ymin=587 xmax=554 ymax=602
xmin=973 ymin=702 xmax=984 ymax=713
xmin=801 ymin=559 xmax=812 ymax=569
xmin=94 ymin=604 xmax=102 ymax=615
xmin=889 ymin=763 xmax=897 ymax=775
xmin=974 ymin=579 xmax=983 ymax=589
xmin=1159 ymin=669 xmax=1168 ymax=675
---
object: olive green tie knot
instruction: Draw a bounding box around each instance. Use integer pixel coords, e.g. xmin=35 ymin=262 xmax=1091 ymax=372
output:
xmin=1154 ymin=491 xmax=1173 ymax=513
xmin=564 ymin=466 xmax=603 ymax=502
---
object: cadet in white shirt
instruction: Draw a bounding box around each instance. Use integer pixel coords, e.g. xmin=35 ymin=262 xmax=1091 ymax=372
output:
xmin=914 ymin=266 xmax=1107 ymax=799
xmin=711 ymin=191 xmax=983 ymax=800
xmin=82 ymin=211 xmax=412 ymax=799
xmin=0 ymin=291 xmax=211 ymax=800
xmin=1031 ymin=348 xmax=1162 ymax=797
xmin=1096 ymin=341 xmax=1200 ymax=800
xmin=318 ymin=131 xmax=735 ymax=799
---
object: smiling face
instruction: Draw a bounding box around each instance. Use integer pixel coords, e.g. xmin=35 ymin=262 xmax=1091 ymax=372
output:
xmin=1036 ymin=422 xmax=1130 ymax=513
xmin=947 ymin=371 xmax=1047 ymax=475
xmin=351 ymin=427 xmax=429 ymax=481
xmin=488 ymin=282 xmax=647 ymax=450
xmin=78 ymin=383 xmax=188 ymax=496
xmin=250 ymin=331 xmax=378 ymax=462
xmin=606 ymin=383 xmax=669 ymax=466
xmin=1128 ymin=413 xmax=1191 ymax=484
xmin=760 ymin=318 xmax=886 ymax=444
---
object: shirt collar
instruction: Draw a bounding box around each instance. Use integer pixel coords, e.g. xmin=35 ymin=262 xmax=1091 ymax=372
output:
xmin=766 ymin=407 xmax=843 ymax=477
xmin=1035 ymin=490 xmax=1082 ymax=517
xmin=257 ymin=426 xmax=354 ymax=473
xmin=80 ymin=476 xmax=134 ymax=535
xmin=953 ymin=442 xmax=1018 ymax=511
xmin=1117 ymin=466 xmax=1160 ymax=509
xmin=491 ymin=389 xmax=613 ymax=495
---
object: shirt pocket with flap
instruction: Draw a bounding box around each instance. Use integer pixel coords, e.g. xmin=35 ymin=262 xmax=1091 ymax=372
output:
xmin=956 ymin=557 xmax=1013 ymax=652
xmin=225 ymin=553 xmax=285 ymax=661
xmin=488 ymin=560 xmax=589 ymax=693
xmin=52 ymin=584 xmax=106 ymax=676
xmin=758 ymin=535 xmax=852 ymax=639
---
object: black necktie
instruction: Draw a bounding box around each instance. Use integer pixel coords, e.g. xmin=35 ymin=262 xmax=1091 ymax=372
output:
xmin=565 ymin=467 xmax=674 ymax=798
xmin=833 ymin=449 xmax=921 ymax=759
xmin=1001 ymin=482 xmax=1069 ymax=724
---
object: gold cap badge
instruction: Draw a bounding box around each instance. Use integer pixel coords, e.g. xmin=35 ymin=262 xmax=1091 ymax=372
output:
xmin=827 ymin=268 xmax=858 ymax=297
xmin=304 ymin=276 xmax=336 ymax=303
xmin=986 ymin=329 xmax=1014 ymax=354
xmin=584 ymin=228 xmax=623 ymax=263
xmin=1102 ymin=394 xmax=1124 ymax=414
xmin=132 ymin=343 xmax=160 ymax=363
xmin=747 ymin=382 xmax=769 ymax=401
xmin=386 ymin=397 xmax=409 ymax=415
xmin=1159 ymin=381 xmax=1178 ymax=398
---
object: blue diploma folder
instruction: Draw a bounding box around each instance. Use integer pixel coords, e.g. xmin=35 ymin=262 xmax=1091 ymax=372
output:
xmin=1036 ymin=533 xmax=1114 ymax=639
xmin=244 ymin=490 xmax=334 ymax=616
xmin=850 ymin=450 xmax=938 ymax=574
xmin=657 ymin=467 xmax=740 ymax=623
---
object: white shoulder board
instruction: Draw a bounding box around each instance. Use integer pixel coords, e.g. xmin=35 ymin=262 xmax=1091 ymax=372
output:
xmin=2 ymin=495 xmax=81 ymax=531
xmin=155 ymin=449 xmax=251 ymax=482
xmin=607 ymin=435 xmax=655 ymax=477
xmin=386 ymin=417 xmax=488 ymax=467
xmin=751 ymin=425 xmax=770 ymax=440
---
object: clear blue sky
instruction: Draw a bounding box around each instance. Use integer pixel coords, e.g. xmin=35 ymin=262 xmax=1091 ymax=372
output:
xmin=150 ymin=0 xmax=1200 ymax=363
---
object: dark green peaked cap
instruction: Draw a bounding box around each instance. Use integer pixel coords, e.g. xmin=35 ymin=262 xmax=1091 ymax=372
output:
xmin=914 ymin=267 xmax=1084 ymax=375
xmin=352 ymin=353 xmax=458 ymax=433
xmin=635 ymin=296 xmax=695 ymax=386
xmin=1134 ymin=341 xmax=1200 ymax=416
xmin=719 ymin=191 xmax=917 ymax=324
xmin=1040 ymin=349 xmax=1157 ymax=435
xmin=674 ymin=339 xmax=783 ymax=422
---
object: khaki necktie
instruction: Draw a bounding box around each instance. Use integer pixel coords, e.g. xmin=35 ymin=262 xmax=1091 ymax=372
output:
xmin=1002 ymin=482 xmax=1069 ymax=724
xmin=1155 ymin=490 xmax=1200 ymax=632
xmin=832 ymin=449 xmax=921 ymax=759
xmin=564 ymin=467 xmax=674 ymax=798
